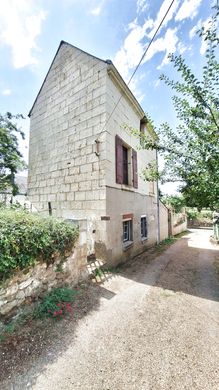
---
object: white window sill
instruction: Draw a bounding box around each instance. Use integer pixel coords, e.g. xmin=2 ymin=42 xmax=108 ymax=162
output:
xmin=141 ymin=237 xmax=148 ymax=243
xmin=123 ymin=241 xmax=134 ymax=251
xmin=121 ymin=184 xmax=135 ymax=191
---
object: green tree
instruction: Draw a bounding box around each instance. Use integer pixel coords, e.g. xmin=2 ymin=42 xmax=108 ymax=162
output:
xmin=132 ymin=6 xmax=219 ymax=210
xmin=0 ymin=112 xmax=25 ymax=195
xmin=161 ymin=195 xmax=186 ymax=213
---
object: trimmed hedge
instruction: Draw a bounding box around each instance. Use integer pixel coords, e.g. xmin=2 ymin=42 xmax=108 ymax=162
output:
xmin=0 ymin=209 xmax=79 ymax=281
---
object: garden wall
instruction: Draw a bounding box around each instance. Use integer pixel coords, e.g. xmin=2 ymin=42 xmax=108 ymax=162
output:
xmin=0 ymin=220 xmax=88 ymax=319
xmin=159 ymin=201 xmax=169 ymax=241
xmin=172 ymin=220 xmax=187 ymax=236
xmin=172 ymin=212 xmax=187 ymax=236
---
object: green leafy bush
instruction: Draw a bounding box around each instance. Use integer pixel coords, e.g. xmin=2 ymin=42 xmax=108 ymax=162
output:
xmin=186 ymin=209 xmax=199 ymax=220
xmin=200 ymin=210 xmax=213 ymax=220
xmin=34 ymin=287 xmax=77 ymax=319
xmin=0 ymin=209 xmax=79 ymax=281
xmin=187 ymin=209 xmax=213 ymax=221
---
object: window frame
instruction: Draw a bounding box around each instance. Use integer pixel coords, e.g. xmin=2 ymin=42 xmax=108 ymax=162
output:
xmin=140 ymin=119 xmax=147 ymax=146
xmin=115 ymin=135 xmax=138 ymax=188
xmin=122 ymin=218 xmax=133 ymax=247
xmin=141 ymin=215 xmax=148 ymax=240
xmin=122 ymin=145 xmax=129 ymax=185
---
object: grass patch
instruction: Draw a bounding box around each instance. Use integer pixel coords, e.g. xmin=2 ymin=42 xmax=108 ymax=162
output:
xmin=91 ymin=267 xmax=104 ymax=278
xmin=103 ymin=265 xmax=122 ymax=274
xmin=156 ymin=231 xmax=189 ymax=253
xmin=156 ymin=237 xmax=176 ymax=253
xmin=174 ymin=230 xmax=190 ymax=238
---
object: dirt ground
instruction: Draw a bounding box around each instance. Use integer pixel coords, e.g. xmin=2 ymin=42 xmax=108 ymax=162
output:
xmin=2 ymin=229 xmax=219 ymax=390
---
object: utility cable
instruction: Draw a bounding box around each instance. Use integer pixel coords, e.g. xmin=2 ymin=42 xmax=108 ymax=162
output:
xmin=96 ymin=0 xmax=176 ymax=141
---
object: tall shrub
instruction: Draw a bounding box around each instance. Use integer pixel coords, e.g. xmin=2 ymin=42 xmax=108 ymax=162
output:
xmin=0 ymin=209 xmax=79 ymax=281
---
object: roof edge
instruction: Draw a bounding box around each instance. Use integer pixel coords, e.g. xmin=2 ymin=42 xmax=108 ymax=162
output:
xmin=28 ymin=41 xmax=106 ymax=117
xmin=28 ymin=41 xmax=157 ymax=140
xmin=29 ymin=41 xmax=64 ymax=117
xmin=107 ymin=63 xmax=144 ymax=118
xmin=107 ymin=63 xmax=157 ymax=138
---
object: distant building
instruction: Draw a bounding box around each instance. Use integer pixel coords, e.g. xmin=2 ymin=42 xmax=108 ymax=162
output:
xmin=28 ymin=41 xmax=169 ymax=265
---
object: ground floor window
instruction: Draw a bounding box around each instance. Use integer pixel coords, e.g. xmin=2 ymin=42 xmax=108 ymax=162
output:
xmin=141 ymin=216 xmax=148 ymax=239
xmin=123 ymin=219 xmax=133 ymax=243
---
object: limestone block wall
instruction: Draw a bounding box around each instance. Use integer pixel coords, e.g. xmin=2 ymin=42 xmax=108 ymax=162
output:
xmin=28 ymin=43 xmax=107 ymax=222
xmin=28 ymin=43 xmax=162 ymax=264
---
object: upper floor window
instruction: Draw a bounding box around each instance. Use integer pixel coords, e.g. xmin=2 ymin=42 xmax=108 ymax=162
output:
xmin=115 ymin=135 xmax=138 ymax=188
xmin=140 ymin=118 xmax=147 ymax=146
xmin=122 ymin=145 xmax=128 ymax=185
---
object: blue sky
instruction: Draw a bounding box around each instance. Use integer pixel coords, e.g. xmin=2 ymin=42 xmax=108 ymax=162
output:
xmin=0 ymin=0 xmax=216 ymax=192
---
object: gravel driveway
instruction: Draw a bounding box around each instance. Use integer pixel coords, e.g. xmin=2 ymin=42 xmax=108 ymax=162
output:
xmin=7 ymin=229 xmax=219 ymax=389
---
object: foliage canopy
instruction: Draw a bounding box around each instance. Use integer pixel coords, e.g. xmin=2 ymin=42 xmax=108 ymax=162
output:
xmin=132 ymin=6 xmax=219 ymax=210
xmin=0 ymin=112 xmax=25 ymax=195
xmin=161 ymin=195 xmax=186 ymax=213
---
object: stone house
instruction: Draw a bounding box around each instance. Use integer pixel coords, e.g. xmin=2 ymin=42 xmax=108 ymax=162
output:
xmin=28 ymin=41 xmax=168 ymax=265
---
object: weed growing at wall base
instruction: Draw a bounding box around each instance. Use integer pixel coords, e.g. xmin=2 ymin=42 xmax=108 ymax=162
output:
xmin=34 ymin=287 xmax=78 ymax=319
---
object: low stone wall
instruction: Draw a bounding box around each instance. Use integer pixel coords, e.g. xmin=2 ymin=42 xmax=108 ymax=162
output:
xmin=187 ymin=220 xmax=212 ymax=228
xmin=159 ymin=201 xmax=169 ymax=241
xmin=0 ymin=240 xmax=87 ymax=320
xmin=172 ymin=221 xmax=187 ymax=236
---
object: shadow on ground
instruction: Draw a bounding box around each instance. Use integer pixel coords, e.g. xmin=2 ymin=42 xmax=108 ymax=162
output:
xmin=1 ymin=282 xmax=114 ymax=389
xmin=1 ymin=229 xmax=219 ymax=389
xmin=116 ymin=230 xmax=219 ymax=303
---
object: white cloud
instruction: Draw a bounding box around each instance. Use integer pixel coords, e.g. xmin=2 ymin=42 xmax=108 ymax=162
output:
xmin=136 ymin=0 xmax=148 ymax=14
xmin=175 ymin=0 xmax=202 ymax=22
xmin=114 ymin=0 xmax=181 ymax=81
xmin=147 ymin=0 xmax=180 ymax=39
xmin=0 ymin=0 xmax=46 ymax=68
xmin=153 ymin=28 xmax=179 ymax=69
xmin=2 ymin=89 xmax=12 ymax=96
xmin=90 ymin=0 xmax=105 ymax=16
xmin=91 ymin=6 xmax=101 ymax=15
xmin=129 ymin=76 xmax=145 ymax=102
xmin=177 ymin=41 xmax=187 ymax=54
xmin=189 ymin=24 xmax=199 ymax=39
xmin=114 ymin=18 xmax=154 ymax=80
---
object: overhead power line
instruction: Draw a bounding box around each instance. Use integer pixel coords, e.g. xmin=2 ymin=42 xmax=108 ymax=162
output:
xmin=97 ymin=0 xmax=176 ymax=140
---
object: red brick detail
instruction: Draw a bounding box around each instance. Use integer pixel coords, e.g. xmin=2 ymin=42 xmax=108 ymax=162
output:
xmin=122 ymin=213 xmax=133 ymax=220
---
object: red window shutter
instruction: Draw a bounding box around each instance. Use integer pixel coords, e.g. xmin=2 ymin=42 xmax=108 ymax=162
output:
xmin=132 ymin=149 xmax=138 ymax=188
xmin=115 ymin=135 xmax=123 ymax=184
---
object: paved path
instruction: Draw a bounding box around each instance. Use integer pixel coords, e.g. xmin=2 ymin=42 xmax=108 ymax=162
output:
xmin=23 ymin=230 xmax=219 ymax=389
